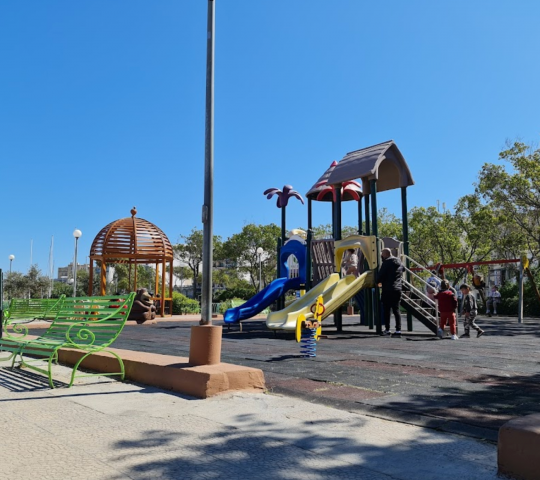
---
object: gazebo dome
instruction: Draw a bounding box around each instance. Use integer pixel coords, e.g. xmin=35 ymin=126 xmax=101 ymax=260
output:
xmin=90 ymin=207 xmax=173 ymax=264
xmin=88 ymin=207 xmax=174 ymax=317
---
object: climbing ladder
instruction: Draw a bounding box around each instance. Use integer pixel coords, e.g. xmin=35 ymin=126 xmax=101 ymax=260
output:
xmin=399 ymin=254 xmax=439 ymax=334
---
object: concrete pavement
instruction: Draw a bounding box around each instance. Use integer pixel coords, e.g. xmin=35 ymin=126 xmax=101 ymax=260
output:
xmin=0 ymin=363 xmax=498 ymax=480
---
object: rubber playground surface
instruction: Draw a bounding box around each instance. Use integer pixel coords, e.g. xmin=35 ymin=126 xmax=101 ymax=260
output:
xmin=29 ymin=314 xmax=540 ymax=443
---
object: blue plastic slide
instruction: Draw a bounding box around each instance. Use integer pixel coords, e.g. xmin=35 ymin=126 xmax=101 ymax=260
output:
xmin=223 ymin=276 xmax=302 ymax=324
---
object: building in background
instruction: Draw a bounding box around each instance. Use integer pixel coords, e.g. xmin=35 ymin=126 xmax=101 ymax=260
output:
xmin=57 ymin=263 xmax=89 ymax=283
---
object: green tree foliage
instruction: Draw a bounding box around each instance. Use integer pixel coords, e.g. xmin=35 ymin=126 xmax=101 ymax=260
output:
xmin=4 ymin=266 xmax=50 ymax=299
xmin=222 ymin=223 xmax=280 ymax=289
xmin=213 ymin=280 xmax=257 ymax=303
xmin=173 ymin=228 xmax=223 ymax=298
xmin=476 ymin=141 xmax=540 ymax=258
xmin=172 ymin=266 xmax=191 ymax=290
xmin=408 ymin=207 xmax=464 ymax=266
xmin=51 ymin=281 xmax=72 ymax=298
xmin=112 ymin=264 xmax=157 ymax=294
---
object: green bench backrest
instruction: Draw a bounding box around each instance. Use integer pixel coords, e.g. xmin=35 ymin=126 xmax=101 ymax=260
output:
xmin=4 ymin=296 xmax=66 ymax=322
xmin=40 ymin=294 xmax=135 ymax=348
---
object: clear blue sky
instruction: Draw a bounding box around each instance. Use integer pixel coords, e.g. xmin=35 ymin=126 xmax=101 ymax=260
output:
xmin=1 ymin=1 xmax=539 ymax=275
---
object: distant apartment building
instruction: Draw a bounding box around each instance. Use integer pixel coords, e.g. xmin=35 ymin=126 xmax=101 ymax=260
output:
xmin=57 ymin=263 xmax=89 ymax=282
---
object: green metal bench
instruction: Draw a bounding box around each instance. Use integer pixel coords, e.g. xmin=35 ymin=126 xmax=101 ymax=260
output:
xmin=3 ymin=296 xmax=66 ymax=327
xmin=0 ymin=293 xmax=135 ymax=388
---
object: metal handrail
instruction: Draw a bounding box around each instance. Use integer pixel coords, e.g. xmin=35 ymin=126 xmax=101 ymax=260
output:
xmin=403 ymin=279 xmax=436 ymax=309
xmin=401 ymin=254 xmax=439 ymax=326
xmin=402 ymin=280 xmax=439 ymax=326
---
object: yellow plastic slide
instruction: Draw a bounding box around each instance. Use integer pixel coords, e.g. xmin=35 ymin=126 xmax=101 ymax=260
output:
xmin=266 ymin=270 xmax=374 ymax=331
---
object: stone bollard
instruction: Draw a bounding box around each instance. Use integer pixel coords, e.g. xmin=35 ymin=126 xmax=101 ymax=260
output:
xmin=498 ymin=413 xmax=540 ymax=479
xmin=189 ymin=325 xmax=222 ymax=366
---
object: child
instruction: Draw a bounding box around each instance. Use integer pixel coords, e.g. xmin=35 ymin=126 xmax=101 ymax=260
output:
xmin=486 ymin=285 xmax=501 ymax=316
xmin=459 ymin=284 xmax=485 ymax=338
xmin=342 ymin=249 xmax=359 ymax=277
xmin=434 ymin=280 xmax=458 ymax=340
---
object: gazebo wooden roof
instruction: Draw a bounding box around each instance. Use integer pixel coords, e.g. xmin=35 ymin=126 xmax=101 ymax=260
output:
xmin=88 ymin=207 xmax=174 ymax=317
xmin=90 ymin=207 xmax=173 ymax=264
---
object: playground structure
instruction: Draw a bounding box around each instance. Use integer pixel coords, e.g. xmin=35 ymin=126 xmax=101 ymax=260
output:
xmin=416 ymin=257 xmax=540 ymax=323
xmin=225 ymin=139 xmax=539 ymax=334
xmin=223 ymin=239 xmax=307 ymax=324
xmin=88 ymin=207 xmax=174 ymax=317
xmin=226 ymin=140 xmax=448 ymax=335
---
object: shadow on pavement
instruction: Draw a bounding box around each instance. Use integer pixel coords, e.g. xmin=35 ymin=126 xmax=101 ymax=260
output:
xmin=108 ymin=411 xmax=496 ymax=480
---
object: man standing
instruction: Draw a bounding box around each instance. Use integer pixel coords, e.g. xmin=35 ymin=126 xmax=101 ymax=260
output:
xmin=376 ymin=248 xmax=404 ymax=337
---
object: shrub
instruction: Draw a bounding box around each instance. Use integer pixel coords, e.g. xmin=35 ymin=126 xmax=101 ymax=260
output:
xmin=172 ymin=292 xmax=200 ymax=315
xmin=214 ymin=285 xmax=257 ymax=303
xmin=218 ymin=298 xmax=246 ymax=314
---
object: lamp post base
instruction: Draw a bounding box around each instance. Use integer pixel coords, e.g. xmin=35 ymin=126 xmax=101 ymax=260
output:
xmin=189 ymin=325 xmax=222 ymax=366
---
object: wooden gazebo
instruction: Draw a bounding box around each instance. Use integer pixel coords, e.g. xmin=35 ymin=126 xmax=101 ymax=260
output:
xmin=88 ymin=207 xmax=174 ymax=316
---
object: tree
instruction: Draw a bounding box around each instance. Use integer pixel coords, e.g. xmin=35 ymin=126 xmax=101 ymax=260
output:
xmin=409 ymin=207 xmax=468 ymax=266
xmin=476 ymin=141 xmax=540 ymax=258
xmin=51 ymin=281 xmax=72 ymax=298
xmin=378 ymin=208 xmax=403 ymax=240
xmin=222 ymin=223 xmax=281 ymax=289
xmin=172 ymin=266 xmax=191 ymax=290
xmin=4 ymin=266 xmax=50 ymax=299
xmin=174 ymin=228 xmax=223 ymax=298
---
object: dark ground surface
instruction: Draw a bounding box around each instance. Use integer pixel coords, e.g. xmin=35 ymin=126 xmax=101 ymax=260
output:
xmin=41 ymin=314 xmax=540 ymax=443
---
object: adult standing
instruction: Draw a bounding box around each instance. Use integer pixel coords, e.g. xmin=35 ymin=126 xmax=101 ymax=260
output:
xmin=376 ymin=248 xmax=404 ymax=338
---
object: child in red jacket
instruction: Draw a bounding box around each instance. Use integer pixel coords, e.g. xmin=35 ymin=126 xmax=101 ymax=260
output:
xmin=434 ymin=280 xmax=458 ymax=340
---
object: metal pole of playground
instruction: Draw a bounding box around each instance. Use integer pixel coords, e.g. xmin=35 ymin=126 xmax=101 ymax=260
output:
xmin=201 ymin=0 xmax=215 ymax=326
xmin=370 ymin=179 xmax=382 ymax=335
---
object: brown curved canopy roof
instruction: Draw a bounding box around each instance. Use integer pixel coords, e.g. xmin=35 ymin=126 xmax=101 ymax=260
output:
xmin=306 ymin=161 xmax=362 ymax=202
xmin=90 ymin=209 xmax=173 ymax=264
xmin=326 ymin=140 xmax=414 ymax=194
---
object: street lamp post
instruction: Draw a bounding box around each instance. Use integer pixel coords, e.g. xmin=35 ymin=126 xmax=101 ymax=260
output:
xmin=72 ymin=229 xmax=82 ymax=297
xmin=7 ymin=254 xmax=15 ymax=301
xmin=9 ymin=255 xmax=14 ymax=275
xmin=200 ymin=0 xmax=215 ymax=325
xmin=256 ymin=247 xmax=263 ymax=291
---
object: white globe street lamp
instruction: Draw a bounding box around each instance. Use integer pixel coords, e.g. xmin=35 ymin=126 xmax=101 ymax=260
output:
xmin=8 ymin=254 xmax=14 ymax=275
xmin=72 ymin=229 xmax=82 ymax=297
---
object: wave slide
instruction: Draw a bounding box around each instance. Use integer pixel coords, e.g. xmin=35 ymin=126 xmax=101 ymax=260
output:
xmin=223 ymin=276 xmax=303 ymax=324
xmin=266 ymin=270 xmax=374 ymax=330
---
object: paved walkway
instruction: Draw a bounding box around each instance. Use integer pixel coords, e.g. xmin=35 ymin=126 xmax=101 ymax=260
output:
xmin=102 ymin=314 xmax=540 ymax=443
xmin=0 ymin=365 xmax=497 ymax=480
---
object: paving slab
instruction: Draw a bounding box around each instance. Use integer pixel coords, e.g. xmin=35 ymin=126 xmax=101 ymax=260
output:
xmin=53 ymin=314 xmax=540 ymax=442
xmin=0 ymin=365 xmax=498 ymax=480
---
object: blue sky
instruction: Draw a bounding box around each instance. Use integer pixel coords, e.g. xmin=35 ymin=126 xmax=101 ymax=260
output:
xmin=1 ymin=1 xmax=539 ymax=275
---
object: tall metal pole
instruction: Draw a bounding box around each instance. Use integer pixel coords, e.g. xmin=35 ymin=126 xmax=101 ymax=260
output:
xmin=363 ymin=196 xmax=373 ymax=329
xmin=73 ymin=237 xmax=79 ymax=298
xmin=370 ymin=179 xmax=382 ymax=335
xmin=201 ymin=0 xmax=215 ymax=325
xmin=401 ymin=187 xmax=413 ymax=331
xmin=334 ymin=186 xmax=343 ymax=332
xmin=358 ymin=196 xmax=363 ymax=235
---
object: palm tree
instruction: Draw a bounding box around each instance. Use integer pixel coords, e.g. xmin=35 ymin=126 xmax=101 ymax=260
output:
xmin=263 ymin=185 xmax=304 ymax=244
